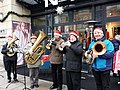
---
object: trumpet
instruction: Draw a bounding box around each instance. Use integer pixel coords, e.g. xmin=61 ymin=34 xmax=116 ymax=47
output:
xmin=46 ymin=38 xmax=55 ymax=49
xmin=58 ymin=40 xmax=71 ymax=51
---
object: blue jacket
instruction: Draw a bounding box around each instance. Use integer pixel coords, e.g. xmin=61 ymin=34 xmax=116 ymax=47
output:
xmin=88 ymin=37 xmax=114 ymax=71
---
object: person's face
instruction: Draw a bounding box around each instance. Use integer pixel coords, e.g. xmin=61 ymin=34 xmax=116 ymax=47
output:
xmin=21 ymin=22 xmax=25 ymax=31
xmin=7 ymin=38 xmax=12 ymax=42
xmin=69 ymin=34 xmax=77 ymax=42
xmin=31 ymin=38 xmax=37 ymax=43
xmin=54 ymin=34 xmax=60 ymax=40
xmin=94 ymin=31 xmax=104 ymax=40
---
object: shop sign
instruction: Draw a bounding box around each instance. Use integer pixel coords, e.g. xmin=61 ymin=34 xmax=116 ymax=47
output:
xmin=45 ymin=0 xmax=74 ymax=7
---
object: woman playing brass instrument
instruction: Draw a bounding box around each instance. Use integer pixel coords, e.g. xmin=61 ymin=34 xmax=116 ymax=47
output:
xmin=62 ymin=30 xmax=83 ymax=90
xmin=85 ymin=27 xmax=114 ymax=90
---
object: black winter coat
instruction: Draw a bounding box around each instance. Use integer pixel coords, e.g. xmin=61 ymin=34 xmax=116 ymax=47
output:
xmin=111 ymin=39 xmax=120 ymax=52
xmin=63 ymin=40 xmax=83 ymax=72
xmin=1 ymin=42 xmax=17 ymax=61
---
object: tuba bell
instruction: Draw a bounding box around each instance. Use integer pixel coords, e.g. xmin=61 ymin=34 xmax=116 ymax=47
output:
xmin=7 ymin=35 xmax=19 ymax=57
xmin=85 ymin=41 xmax=106 ymax=64
xmin=25 ymin=31 xmax=47 ymax=65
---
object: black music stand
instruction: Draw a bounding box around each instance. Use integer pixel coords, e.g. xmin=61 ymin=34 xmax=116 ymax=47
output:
xmin=21 ymin=53 xmax=31 ymax=90
xmin=6 ymin=51 xmax=31 ymax=90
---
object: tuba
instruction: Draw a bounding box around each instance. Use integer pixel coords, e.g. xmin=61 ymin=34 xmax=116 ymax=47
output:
xmin=85 ymin=41 xmax=106 ymax=64
xmin=25 ymin=31 xmax=47 ymax=65
xmin=7 ymin=35 xmax=19 ymax=57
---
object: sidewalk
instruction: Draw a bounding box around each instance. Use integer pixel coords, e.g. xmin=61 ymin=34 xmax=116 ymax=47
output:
xmin=0 ymin=54 xmax=68 ymax=90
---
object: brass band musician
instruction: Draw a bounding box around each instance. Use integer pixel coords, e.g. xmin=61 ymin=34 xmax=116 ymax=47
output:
xmin=24 ymin=34 xmax=41 ymax=89
xmin=1 ymin=35 xmax=18 ymax=83
xmin=61 ymin=30 xmax=83 ymax=90
xmin=85 ymin=27 xmax=114 ymax=90
xmin=47 ymin=30 xmax=64 ymax=90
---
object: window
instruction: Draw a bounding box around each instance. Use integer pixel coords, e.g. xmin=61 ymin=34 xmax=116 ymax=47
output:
xmin=106 ymin=4 xmax=120 ymax=17
xmin=74 ymin=9 xmax=92 ymax=22
xmin=54 ymin=12 xmax=69 ymax=24
xmin=33 ymin=17 xmax=46 ymax=26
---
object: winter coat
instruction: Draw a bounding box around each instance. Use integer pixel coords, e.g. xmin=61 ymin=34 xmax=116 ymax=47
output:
xmin=24 ymin=42 xmax=41 ymax=68
xmin=88 ymin=37 xmax=114 ymax=71
xmin=49 ymin=38 xmax=64 ymax=64
xmin=1 ymin=42 xmax=17 ymax=61
xmin=63 ymin=40 xmax=83 ymax=72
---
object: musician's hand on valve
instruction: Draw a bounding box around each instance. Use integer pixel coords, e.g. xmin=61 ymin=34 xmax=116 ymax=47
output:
xmin=28 ymin=49 xmax=33 ymax=55
xmin=65 ymin=41 xmax=71 ymax=47
xmin=61 ymin=42 xmax=65 ymax=47
xmin=51 ymin=41 xmax=57 ymax=46
xmin=92 ymin=54 xmax=98 ymax=59
xmin=9 ymin=48 xmax=13 ymax=52
xmin=13 ymin=48 xmax=18 ymax=52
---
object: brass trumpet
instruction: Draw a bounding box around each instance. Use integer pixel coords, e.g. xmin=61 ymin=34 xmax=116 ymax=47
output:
xmin=46 ymin=38 xmax=55 ymax=49
xmin=58 ymin=40 xmax=71 ymax=51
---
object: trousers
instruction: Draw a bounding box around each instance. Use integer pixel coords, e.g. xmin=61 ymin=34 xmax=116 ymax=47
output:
xmin=92 ymin=69 xmax=111 ymax=90
xmin=51 ymin=64 xmax=63 ymax=88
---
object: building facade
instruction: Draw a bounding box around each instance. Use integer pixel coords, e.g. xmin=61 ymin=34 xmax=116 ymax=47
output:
xmin=25 ymin=0 xmax=120 ymax=50
xmin=0 ymin=0 xmax=31 ymax=46
xmin=0 ymin=0 xmax=120 ymax=49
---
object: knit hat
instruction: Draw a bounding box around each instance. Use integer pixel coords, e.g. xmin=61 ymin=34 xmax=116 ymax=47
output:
xmin=7 ymin=35 xmax=13 ymax=38
xmin=54 ymin=30 xmax=62 ymax=37
xmin=94 ymin=27 xmax=103 ymax=34
xmin=69 ymin=30 xmax=79 ymax=38
xmin=30 ymin=34 xmax=37 ymax=39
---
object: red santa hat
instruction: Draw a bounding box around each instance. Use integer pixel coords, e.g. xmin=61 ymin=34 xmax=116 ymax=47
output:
xmin=54 ymin=30 xmax=62 ymax=37
xmin=69 ymin=30 xmax=79 ymax=38
xmin=30 ymin=34 xmax=37 ymax=39
xmin=7 ymin=35 xmax=13 ymax=38
xmin=94 ymin=27 xmax=103 ymax=34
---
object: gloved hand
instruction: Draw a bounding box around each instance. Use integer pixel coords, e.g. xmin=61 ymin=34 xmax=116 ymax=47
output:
xmin=51 ymin=41 xmax=57 ymax=46
xmin=9 ymin=48 xmax=14 ymax=53
xmin=65 ymin=41 xmax=71 ymax=47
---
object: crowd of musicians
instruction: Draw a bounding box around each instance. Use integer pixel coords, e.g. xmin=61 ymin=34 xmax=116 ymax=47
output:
xmin=1 ymin=27 xmax=120 ymax=90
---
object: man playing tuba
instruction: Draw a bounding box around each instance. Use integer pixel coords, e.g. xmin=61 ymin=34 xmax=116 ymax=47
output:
xmin=85 ymin=27 xmax=114 ymax=90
